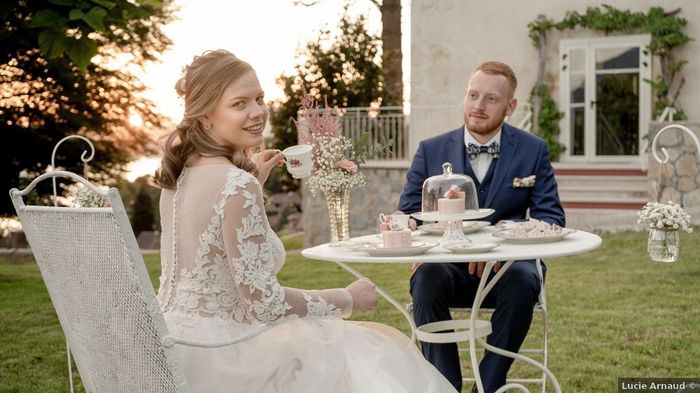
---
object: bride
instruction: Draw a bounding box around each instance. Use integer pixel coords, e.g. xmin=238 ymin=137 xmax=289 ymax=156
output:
xmin=153 ymin=49 xmax=456 ymax=393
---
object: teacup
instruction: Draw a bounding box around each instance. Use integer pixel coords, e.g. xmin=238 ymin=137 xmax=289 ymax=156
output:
xmin=379 ymin=213 xmax=410 ymax=230
xmin=282 ymin=144 xmax=313 ymax=179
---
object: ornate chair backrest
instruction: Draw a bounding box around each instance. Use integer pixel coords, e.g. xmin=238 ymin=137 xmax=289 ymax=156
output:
xmin=10 ymin=171 xmax=189 ymax=393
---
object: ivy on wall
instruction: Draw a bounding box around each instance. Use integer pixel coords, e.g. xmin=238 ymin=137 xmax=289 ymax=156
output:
xmin=526 ymin=4 xmax=691 ymax=160
xmin=530 ymin=86 xmax=565 ymax=160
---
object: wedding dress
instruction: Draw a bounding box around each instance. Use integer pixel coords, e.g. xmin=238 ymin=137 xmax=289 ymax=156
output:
xmin=157 ymin=164 xmax=456 ymax=393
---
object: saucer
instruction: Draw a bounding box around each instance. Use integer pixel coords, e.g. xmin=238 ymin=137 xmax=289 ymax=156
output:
xmin=417 ymin=221 xmax=490 ymax=235
xmin=442 ymin=242 xmax=499 ymax=254
xmin=356 ymin=242 xmax=436 ymax=257
xmin=341 ymin=239 xmax=383 ymax=251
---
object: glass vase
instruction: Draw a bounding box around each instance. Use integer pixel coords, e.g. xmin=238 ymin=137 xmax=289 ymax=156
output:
xmin=324 ymin=188 xmax=351 ymax=247
xmin=647 ymin=228 xmax=679 ymax=263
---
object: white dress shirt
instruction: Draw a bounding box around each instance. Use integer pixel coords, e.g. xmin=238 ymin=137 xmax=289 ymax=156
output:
xmin=464 ymin=126 xmax=502 ymax=183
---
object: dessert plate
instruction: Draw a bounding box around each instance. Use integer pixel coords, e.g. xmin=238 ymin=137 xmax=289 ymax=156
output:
xmin=492 ymin=228 xmax=576 ymax=243
xmin=356 ymin=242 xmax=436 ymax=257
xmin=418 ymin=221 xmax=490 ymax=235
xmin=442 ymin=242 xmax=499 ymax=254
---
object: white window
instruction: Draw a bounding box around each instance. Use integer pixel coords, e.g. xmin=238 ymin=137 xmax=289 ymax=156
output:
xmin=559 ymin=35 xmax=651 ymax=162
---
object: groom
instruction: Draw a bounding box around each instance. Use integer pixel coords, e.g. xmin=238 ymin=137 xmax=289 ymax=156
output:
xmin=397 ymin=61 xmax=565 ymax=392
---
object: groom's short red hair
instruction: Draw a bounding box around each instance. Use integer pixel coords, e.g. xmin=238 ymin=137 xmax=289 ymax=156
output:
xmin=473 ymin=61 xmax=517 ymax=96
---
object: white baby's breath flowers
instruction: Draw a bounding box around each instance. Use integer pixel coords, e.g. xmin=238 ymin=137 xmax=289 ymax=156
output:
xmin=297 ymin=93 xmax=391 ymax=195
xmin=306 ymin=135 xmax=365 ymax=193
xmin=637 ymin=201 xmax=692 ymax=233
xmin=71 ymin=186 xmax=108 ymax=208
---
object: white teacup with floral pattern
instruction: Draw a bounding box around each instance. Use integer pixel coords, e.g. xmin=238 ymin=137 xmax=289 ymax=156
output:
xmin=379 ymin=213 xmax=410 ymax=231
xmin=282 ymin=144 xmax=313 ymax=179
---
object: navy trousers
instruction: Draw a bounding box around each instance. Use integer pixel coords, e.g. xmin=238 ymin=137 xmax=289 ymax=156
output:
xmin=409 ymin=260 xmax=545 ymax=393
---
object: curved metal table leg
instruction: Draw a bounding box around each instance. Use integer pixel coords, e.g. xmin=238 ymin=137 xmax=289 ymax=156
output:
xmin=331 ymin=258 xmax=564 ymax=392
xmin=332 ymin=260 xmax=418 ymax=343
xmin=469 ymin=261 xmax=561 ymax=393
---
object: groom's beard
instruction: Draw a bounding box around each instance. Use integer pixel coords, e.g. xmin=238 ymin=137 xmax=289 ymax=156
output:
xmin=466 ymin=107 xmax=507 ymax=136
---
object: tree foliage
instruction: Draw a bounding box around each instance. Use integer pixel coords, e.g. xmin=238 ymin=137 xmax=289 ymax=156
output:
xmin=129 ymin=182 xmax=156 ymax=237
xmin=293 ymin=0 xmax=403 ymax=105
xmin=1 ymin=0 xmax=175 ymax=215
xmin=269 ymin=8 xmax=384 ymax=192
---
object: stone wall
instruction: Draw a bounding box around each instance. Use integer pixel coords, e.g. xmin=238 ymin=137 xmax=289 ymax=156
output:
xmin=303 ymin=163 xmax=409 ymax=247
xmin=648 ymin=122 xmax=700 ymax=224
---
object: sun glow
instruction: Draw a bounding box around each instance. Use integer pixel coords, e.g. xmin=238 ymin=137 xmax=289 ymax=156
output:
xmin=128 ymin=111 xmax=144 ymax=128
xmin=125 ymin=157 xmax=160 ymax=182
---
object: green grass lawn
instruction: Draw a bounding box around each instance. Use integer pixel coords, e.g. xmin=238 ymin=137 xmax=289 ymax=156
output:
xmin=1 ymin=230 xmax=699 ymax=392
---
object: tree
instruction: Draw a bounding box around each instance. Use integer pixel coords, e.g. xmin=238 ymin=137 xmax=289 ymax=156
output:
xmin=117 ymin=174 xmax=161 ymax=232
xmin=294 ymin=0 xmax=403 ymax=105
xmin=268 ymin=7 xmax=384 ymax=192
xmin=129 ymin=182 xmax=156 ymax=237
xmin=1 ymin=0 xmax=175 ymax=215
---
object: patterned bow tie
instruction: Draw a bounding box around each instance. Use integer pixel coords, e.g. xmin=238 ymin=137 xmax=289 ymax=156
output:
xmin=467 ymin=142 xmax=500 ymax=161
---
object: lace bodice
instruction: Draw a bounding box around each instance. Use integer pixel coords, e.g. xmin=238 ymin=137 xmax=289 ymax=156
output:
xmin=157 ymin=165 xmax=352 ymax=325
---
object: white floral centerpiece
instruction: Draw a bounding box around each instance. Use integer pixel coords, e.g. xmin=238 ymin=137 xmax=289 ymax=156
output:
xmin=637 ymin=201 xmax=692 ymax=233
xmin=306 ymin=135 xmax=365 ymax=192
xmin=638 ymin=201 xmax=692 ymax=263
xmin=295 ymin=94 xmax=391 ymax=245
xmin=297 ymin=94 xmax=388 ymax=193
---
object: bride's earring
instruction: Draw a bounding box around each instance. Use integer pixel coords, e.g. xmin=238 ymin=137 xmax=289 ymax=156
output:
xmin=203 ymin=122 xmax=212 ymax=130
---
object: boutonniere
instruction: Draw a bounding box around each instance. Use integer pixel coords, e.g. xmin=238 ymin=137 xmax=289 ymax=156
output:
xmin=513 ymin=175 xmax=536 ymax=188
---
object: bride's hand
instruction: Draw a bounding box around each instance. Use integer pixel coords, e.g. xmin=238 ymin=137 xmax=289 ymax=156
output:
xmin=345 ymin=278 xmax=377 ymax=312
xmin=251 ymin=149 xmax=284 ymax=185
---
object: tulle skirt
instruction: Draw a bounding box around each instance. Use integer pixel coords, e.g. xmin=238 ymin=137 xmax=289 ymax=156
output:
xmin=164 ymin=313 xmax=456 ymax=393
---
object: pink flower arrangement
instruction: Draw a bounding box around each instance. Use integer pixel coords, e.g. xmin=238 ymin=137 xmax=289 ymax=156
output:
xmin=293 ymin=93 xmax=391 ymax=193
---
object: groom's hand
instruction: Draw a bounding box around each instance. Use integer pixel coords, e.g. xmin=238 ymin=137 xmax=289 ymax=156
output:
xmin=468 ymin=262 xmax=501 ymax=277
xmin=391 ymin=210 xmax=417 ymax=230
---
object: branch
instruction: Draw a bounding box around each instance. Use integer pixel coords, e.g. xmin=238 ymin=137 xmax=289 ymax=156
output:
xmin=293 ymin=0 xmax=380 ymax=8
xmin=664 ymin=8 xmax=681 ymax=17
xmin=367 ymin=0 xmax=381 ymax=9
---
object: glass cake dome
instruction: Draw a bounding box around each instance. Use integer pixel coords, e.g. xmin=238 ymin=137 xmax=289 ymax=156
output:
xmin=421 ymin=162 xmax=478 ymax=215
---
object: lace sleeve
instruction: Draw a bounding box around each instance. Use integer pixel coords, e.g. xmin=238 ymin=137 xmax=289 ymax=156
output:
xmin=220 ymin=169 xmax=353 ymax=322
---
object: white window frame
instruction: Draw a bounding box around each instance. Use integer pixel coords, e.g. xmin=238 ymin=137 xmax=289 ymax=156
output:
xmin=559 ymin=34 xmax=652 ymax=163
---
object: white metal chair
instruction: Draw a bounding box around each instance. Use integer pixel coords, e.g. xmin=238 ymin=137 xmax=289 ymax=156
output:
xmin=10 ymin=170 xmax=279 ymax=393
xmin=407 ymin=259 xmax=548 ymax=393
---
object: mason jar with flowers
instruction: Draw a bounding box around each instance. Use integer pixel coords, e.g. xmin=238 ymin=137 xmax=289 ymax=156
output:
xmin=637 ymin=201 xmax=692 ymax=263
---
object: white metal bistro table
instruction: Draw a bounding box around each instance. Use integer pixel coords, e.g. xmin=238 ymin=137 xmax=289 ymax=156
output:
xmin=302 ymin=227 xmax=602 ymax=393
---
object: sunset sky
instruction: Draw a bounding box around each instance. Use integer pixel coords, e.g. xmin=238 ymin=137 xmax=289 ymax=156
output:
xmin=138 ymin=0 xmax=382 ymax=121
xmin=126 ymin=0 xmax=402 ymax=180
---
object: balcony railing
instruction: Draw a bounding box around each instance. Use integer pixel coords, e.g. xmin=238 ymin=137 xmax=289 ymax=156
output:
xmin=335 ymin=104 xmax=532 ymax=163
xmin=338 ymin=106 xmax=408 ymax=161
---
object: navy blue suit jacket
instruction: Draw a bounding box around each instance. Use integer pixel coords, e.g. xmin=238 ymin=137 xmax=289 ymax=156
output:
xmin=398 ymin=123 xmax=565 ymax=226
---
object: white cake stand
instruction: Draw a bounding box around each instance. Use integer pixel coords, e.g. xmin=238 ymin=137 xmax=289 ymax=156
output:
xmin=411 ymin=209 xmax=494 ymax=245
